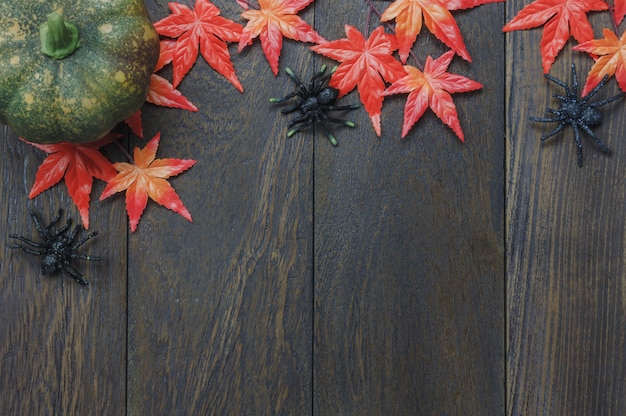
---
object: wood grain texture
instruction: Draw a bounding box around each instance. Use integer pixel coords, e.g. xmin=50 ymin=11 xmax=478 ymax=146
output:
xmin=0 ymin=132 xmax=128 ymax=413
xmin=126 ymin=1 xmax=313 ymax=414
xmin=313 ymin=1 xmax=505 ymax=415
xmin=506 ymin=3 xmax=626 ymax=415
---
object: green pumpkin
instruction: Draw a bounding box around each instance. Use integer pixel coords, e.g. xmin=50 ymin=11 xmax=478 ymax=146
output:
xmin=0 ymin=0 xmax=159 ymax=144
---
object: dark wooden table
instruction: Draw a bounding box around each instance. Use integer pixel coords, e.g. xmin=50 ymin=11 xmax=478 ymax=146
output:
xmin=2 ymin=1 xmax=625 ymax=414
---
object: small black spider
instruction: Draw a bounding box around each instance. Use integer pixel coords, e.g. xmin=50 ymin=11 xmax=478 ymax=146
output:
xmin=270 ymin=65 xmax=359 ymax=146
xmin=530 ymin=63 xmax=624 ymax=167
xmin=9 ymin=209 xmax=100 ymax=286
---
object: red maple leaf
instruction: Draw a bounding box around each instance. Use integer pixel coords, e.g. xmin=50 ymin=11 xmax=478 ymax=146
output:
xmin=503 ymin=0 xmax=608 ymax=73
xmin=153 ymin=0 xmax=243 ymax=91
xmin=311 ymin=25 xmax=406 ymax=136
xmin=22 ymin=134 xmax=119 ymax=229
xmin=380 ymin=0 xmax=503 ymax=64
xmin=99 ymin=133 xmax=196 ymax=232
xmin=238 ymin=0 xmax=326 ymax=75
xmin=148 ymin=40 xmax=198 ymax=112
xmin=573 ymin=28 xmax=626 ymax=95
xmin=615 ymin=0 xmax=626 ymax=25
xmin=125 ymin=111 xmax=144 ymax=139
xmin=383 ymin=50 xmax=482 ymax=141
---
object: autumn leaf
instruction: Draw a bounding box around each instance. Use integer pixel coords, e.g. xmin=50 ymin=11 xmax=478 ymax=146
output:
xmin=238 ymin=0 xmax=326 ymax=75
xmin=503 ymin=0 xmax=608 ymax=73
xmin=311 ymin=25 xmax=406 ymax=136
xmin=573 ymin=28 xmax=626 ymax=95
xmin=125 ymin=111 xmax=144 ymax=139
xmin=148 ymin=40 xmax=198 ymax=112
xmin=147 ymin=74 xmax=199 ymax=112
xmin=383 ymin=50 xmax=482 ymax=141
xmin=615 ymin=0 xmax=626 ymax=25
xmin=380 ymin=0 xmax=503 ymax=64
xmin=153 ymin=0 xmax=243 ymax=91
xmin=22 ymin=134 xmax=119 ymax=229
xmin=99 ymin=133 xmax=196 ymax=232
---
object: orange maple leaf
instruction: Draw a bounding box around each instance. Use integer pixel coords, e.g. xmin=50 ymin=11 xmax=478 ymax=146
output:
xmin=573 ymin=28 xmax=626 ymax=95
xmin=503 ymin=0 xmax=608 ymax=73
xmin=380 ymin=0 xmax=503 ymax=64
xmin=238 ymin=0 xmax=326 ymax=75
xmin=22 ymin=135 xmax=119 ymax=229
xmin=311 ymin=25 xmax=406 ymax=136
xmin=99 ymin=133 xmax=196 ymax=232
xmin=383 ymin=50 xmax=482 ymax=141
xmin=153 ymin=0 xmax=243 ymax=91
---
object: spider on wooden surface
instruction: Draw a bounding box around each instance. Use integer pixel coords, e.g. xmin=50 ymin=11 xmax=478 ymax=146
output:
xmin=9 ymin=209 xmax=100 ymax=286
xmin=530 ymin=63 xmax=624 ymax=167
xmin=271 ymin=65 xmax=359 ymax=146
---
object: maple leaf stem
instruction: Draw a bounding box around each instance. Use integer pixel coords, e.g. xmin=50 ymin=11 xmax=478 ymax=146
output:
xmin=112 ymin=138 xmax=134 ymax=163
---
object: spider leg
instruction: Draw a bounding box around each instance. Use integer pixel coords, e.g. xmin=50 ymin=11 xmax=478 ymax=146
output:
xmin=8 ymin=242 xmax=45 ymax=255
xmin=287 ymin=113 xmax=311 ymax=127
xmin=269 ymin=91 xmax=301 ymax=104
xmin=281 ymin=99 xmax=305 ymax=114
xmin=544 ymin=73 xmax=570 ymax=95
xmin=327 ymin=103 xmax=360 ymax=111
xmin=589 ymin=92 xmax=625 ymax=108
xmin=583 ymin=74 xmax=610 ymax=101
xmin=53 ymin=216 xmax=73 ymax=239
xmin=46 ymin=209 xmax=63 ymax=232
xmin=538 ymin=122 xmax=566 ymax=141
xmin=71 ymin=230 xmax=99 ymax=251
xmin=319 ymin=111 xmax=355 ymax=127
xmin=310 ymin=65 xmax=335 ymax=92
xmin=29 ymin=210 xmax=53 ymax=242
xmin=572 ymin=124 xmax=585 ymax=167
xmin=287 ymin=118 xmax=313 ymax=137
xmin=71 ymin=253 xmax=102 ymax=262
xmin=578 ymin=122 xmax=612 ymax=155
xmin=529 ymin=116 xmax=561 ymax=123
xmin=570 ymin=64 xmax=579 ymax=97
xmin=314 ymin=119 xmax=339 ymax=146
xmin=61 ymin=263 xmax=89 ymax=286
xmin=284 ymin=67 xmax=306 ymax=90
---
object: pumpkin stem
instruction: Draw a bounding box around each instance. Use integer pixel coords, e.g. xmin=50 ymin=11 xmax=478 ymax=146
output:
xmin=40 ymin=12 xmax=80 ymax=59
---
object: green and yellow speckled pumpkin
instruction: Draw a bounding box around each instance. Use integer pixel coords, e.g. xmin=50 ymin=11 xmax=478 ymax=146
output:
xmin=0 ymin=0 xmax=159 ymax=144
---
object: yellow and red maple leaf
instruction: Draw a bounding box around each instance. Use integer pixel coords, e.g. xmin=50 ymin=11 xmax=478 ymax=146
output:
xmin=311 ymin=25 xmax=406 ymax=136
xmin=99 ymin=133 xmax=196 ymax=233
xmin=22 ymin=134 xmax=120 ymax=229
xmin=383 ymin=50 xmax=482 ymax=141
xmin=380 ymin=0 xmax=503 ymax=64
xmin=153 ymin=0 xmax=243 ymax=91
xmin=238 ymin=0 xmax=325 ymax=75
xmin=503 ymin=0 xmax=608 ymax=73
xmin=573 ymin=28 xmax=626 ymax=95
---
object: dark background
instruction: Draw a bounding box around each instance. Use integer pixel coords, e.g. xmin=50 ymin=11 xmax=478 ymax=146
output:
xmin=2 ymin=0 xmax=624 ymax=414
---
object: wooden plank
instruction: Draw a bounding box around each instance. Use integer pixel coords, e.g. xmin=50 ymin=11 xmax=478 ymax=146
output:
xmin=506 ymin=4 xmax=626 ymax=415
xmin=0 ymin=130 xmax=128 ymax=411
xmin=126 ymin=1 xmax=314 ymax=414
xmin=312 ymin=1 xmax=505 ymax=414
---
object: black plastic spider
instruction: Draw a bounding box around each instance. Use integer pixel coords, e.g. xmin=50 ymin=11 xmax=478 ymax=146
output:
xmin=9 ymin=209 xmax=100 ymax=286
xmin=270 ymin=65 xmax=359 ymax=146
xmin=530 ymin=63 xmax=624 ymax=167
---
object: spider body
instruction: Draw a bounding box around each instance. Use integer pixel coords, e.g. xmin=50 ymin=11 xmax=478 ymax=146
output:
xmin=9 ymin=210 xmax=100 ymax=285
xmin=271 ymin=65 xmax=359 ymax=146
xmin=530 ymin=63 xmax=624 ymax=167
